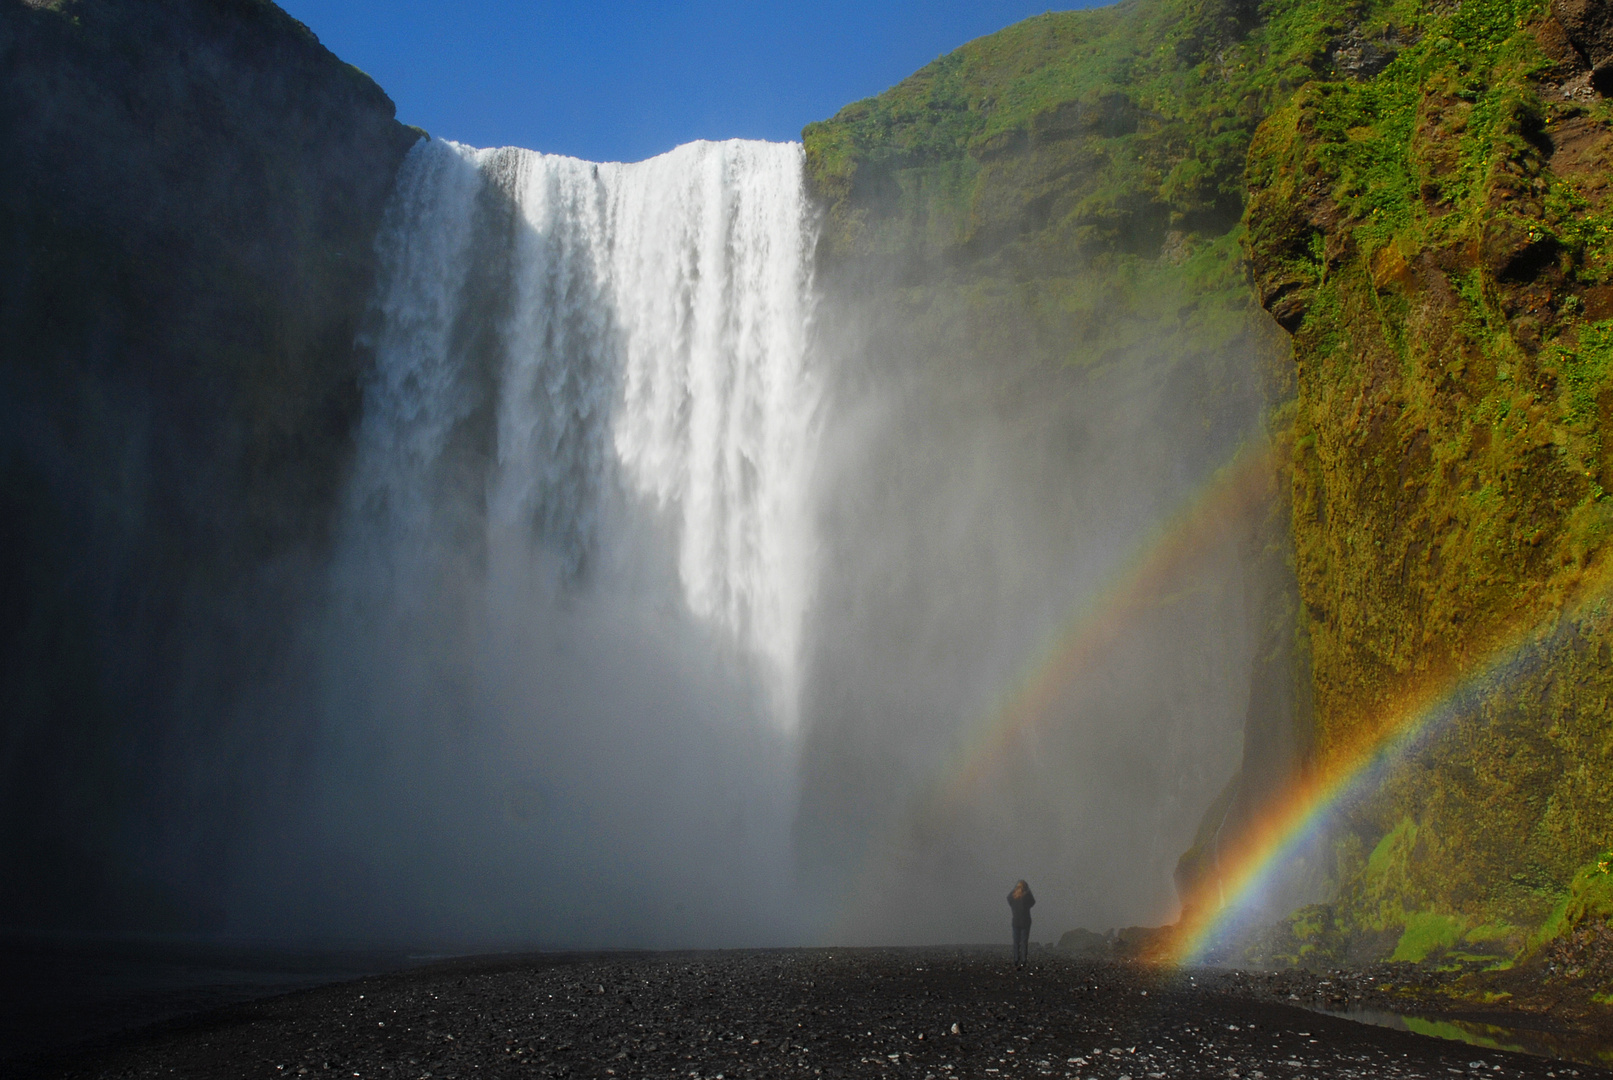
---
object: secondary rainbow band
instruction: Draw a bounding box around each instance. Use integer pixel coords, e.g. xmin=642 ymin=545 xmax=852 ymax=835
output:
xmin=936 ymin=440 xmax=1275 ymax=806
xmin=1172 ymin=570 xmax=1611 ymax=965
xmin=826 ymin=441 xmax=1278 ymax=939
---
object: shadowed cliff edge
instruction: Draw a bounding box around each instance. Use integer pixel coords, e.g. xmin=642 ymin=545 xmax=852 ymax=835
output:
xmin=0 ymin=0 xmax=420 ymax=932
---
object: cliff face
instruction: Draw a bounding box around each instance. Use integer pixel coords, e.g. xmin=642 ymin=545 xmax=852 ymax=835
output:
xmin=1241 ymin=0 xmax=1613 ymax=972
xmin=0 ymin=0 xmax=418 ymax=932
xmin=807 ymin=0 xmax=1613 ymax=975
xmin=798 ymin=0 xmax=1319 ymax=933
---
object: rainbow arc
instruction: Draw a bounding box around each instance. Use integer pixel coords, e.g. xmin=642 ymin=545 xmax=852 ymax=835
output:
xmin=828 ymin=431 xmax=1608 ymax=958
xmin=829 ymin=441 xmax=1277 ymax=937
xmin=1172 ymin=567 xmax=1611 ymax=965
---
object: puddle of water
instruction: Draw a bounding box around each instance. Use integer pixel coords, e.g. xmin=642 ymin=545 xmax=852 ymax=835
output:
xmin=1320 ymin=1006 xmax=1613 ymax=1070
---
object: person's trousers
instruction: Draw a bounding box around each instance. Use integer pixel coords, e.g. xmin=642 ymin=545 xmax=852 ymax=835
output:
xmin=1012 ymin=923 xmax=1030 ymax=965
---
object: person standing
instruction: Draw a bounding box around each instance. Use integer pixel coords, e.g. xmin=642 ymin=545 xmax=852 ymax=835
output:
xmin=1007 ymin=879 xmax=1035 ymax=967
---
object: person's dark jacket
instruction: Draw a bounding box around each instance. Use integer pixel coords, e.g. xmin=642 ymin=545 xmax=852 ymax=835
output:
xmin=1007 ymin=886 xmax=1035 ymax=928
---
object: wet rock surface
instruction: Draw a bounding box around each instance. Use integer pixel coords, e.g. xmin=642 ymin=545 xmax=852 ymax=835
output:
xmin=1199 ymin=963 xmax=1513 ymax=1018
xmin=1195 ymin=964 xmax=1613 ymax=1069
xmin=21 ymin=948 xmax=1610 ymax=1079
xmin=1197 ymin=942 xmax=1613 ymax=1028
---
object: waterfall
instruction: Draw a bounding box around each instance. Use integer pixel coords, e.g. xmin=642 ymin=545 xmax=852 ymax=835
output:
xmin=346 ymin=136 xmax=820 ymax=727
xmin=272 ymin=135 xmax=824 ymax=944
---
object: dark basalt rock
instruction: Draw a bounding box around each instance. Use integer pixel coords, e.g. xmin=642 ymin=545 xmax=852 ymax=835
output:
xmin=0 ymin=0 xmax=420 ymax=934
xmin=1329 ymin=24 xmax=1412 ymax=81
xmin=1555 ymin=0 xmax=1613 ymax=91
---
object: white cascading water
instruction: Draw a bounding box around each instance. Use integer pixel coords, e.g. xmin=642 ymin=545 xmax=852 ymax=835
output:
xmin=345 ymin=136 xmax=819 ymax=726
xmin=282 ymin=136 xmax=822 ymax=945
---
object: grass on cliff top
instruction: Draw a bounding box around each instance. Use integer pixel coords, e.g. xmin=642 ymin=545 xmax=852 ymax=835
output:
xmin=806 ymin=0 xmax=1421 ymax=228
xmin=800 ymin=0 xmax=1427 ymax=381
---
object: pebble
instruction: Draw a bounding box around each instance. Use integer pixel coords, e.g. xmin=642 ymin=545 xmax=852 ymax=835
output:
xmin=28 ymin=948 xmax=1608 ymax=1079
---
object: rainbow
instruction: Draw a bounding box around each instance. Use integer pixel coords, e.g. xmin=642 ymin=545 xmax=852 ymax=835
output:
xmin=828 ymin=426 xmax=1609 ymax=954
xmin=934 ymin=440 xmax=1276 ymax=807
xmin=1172 ymin=569 xmax=1612 ymax=965
xmin=828 ymin=440 xmax=1277 ymax=936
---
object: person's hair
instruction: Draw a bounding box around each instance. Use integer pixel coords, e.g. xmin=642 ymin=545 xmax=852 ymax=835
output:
xmin=1011 ymin=879 xmax=1028 ymax=896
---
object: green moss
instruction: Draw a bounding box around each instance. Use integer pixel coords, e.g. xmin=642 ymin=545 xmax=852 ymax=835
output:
xmin=1527 ymin=853 xmax=1613 ymax=953
xmin=1391 ymin=912 xmax=1463 ymax=962
xmin=1553 ymin=319 xmax=1613 ymax=428
xmin=1234 ymin=0 xmax=1613 ymax=967
xmin=806 ymin=0 xmax=1427 ymax=269
xmin=1366 ymin=818 xmax=1416 ymax=878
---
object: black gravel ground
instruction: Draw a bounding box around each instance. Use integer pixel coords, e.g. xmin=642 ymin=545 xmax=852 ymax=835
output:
xmin=18 ymin=948 xmax=1612 ymax=1080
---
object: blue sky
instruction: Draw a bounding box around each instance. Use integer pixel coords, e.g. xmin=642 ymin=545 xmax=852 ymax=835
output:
xmin=278 ymin=1 xmax=1108 ymax=163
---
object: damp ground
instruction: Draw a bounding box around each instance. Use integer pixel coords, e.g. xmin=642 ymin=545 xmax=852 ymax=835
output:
xmin=1191 ymin=963 xmax=1613 ymax=1070
xmin=13 ymin=947 xmax=1612 ymax=1079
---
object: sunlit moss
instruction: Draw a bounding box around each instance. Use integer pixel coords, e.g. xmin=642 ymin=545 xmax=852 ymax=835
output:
xmin=1236 ymin=0 xmax=1613 ymax=973
xmin=1391 ymin=911 xmax=1464 ymax=962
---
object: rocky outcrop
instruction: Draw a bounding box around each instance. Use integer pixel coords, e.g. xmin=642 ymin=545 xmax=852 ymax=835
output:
xmin=0 ymin=0 xmax=418 ymax=932
xmin=1240 ymin=0 xmax=1613 ymax=971
xmin=1554 ymin=0 xmax=1613 ymax=91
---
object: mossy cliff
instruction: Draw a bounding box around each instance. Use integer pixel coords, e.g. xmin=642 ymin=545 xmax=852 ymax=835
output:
xmin=1238 ymin=0 xmax=1613 ymax=989
xmin=805 ymin=0 xmax=1613 ymax=985
xmin=797 ymin=0 xmax=1338 ymax=925
xmin=0 ymin=0 xmax=418 ymax=931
